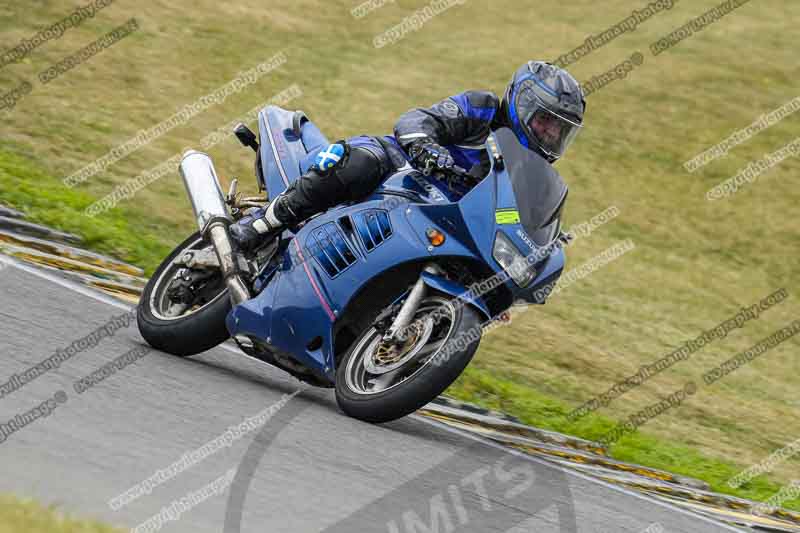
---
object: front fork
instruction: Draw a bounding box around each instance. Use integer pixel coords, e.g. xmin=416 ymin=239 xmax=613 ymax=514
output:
xmin=382 ymin=263 xmax=443 ymax=343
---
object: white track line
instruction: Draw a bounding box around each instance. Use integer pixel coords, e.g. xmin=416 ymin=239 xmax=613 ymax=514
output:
xmin=0 ymin=253 xmax=747 ymax=532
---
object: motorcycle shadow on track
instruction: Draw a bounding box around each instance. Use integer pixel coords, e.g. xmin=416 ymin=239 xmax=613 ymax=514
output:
xmin=147 ymin=333 xmax=578 ymax=531
xmin=212 ymin=374 xmax=578 ymax=533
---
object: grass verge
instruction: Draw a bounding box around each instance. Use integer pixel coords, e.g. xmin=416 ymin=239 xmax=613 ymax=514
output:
xmin=0 ymin=495 xmax=120 ymax=533
xmin=449 ymin=367 xmax=800 ymax=510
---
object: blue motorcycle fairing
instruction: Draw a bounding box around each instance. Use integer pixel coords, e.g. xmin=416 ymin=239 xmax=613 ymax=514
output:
xmin=226 ymin=195 xmax=473 ymax=382
xmin=225 ymin=190 xmax=509 ymax=383
xmin=225 ymin=269 xmax=281 ymax=342
xmin=403 ymin=202 xmax=482 ymax=259
xmin=379 ymin=166 xmax=459 ymax=204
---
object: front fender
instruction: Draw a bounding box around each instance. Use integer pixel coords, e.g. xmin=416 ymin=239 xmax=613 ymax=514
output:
xmin=420 ymin=272 xmax=492 ymax=320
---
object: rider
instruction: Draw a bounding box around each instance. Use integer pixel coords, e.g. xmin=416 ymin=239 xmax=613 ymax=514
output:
xmin=230 ymin=61 xmax=586 ymax=251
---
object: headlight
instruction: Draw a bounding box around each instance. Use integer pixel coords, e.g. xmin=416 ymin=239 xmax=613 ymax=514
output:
xmin=492 ymin=232 xmax=536 ymax=287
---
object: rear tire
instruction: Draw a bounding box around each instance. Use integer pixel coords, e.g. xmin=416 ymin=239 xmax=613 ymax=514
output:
xmin=335 ymin=296 xmax=481 ymax=423
xmin=137 ymin=232 xmax=231 ymax=356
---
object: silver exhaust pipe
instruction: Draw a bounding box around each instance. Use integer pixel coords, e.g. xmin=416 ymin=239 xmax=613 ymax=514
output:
xmin=179 ymin=150 xmax=251 ymax=305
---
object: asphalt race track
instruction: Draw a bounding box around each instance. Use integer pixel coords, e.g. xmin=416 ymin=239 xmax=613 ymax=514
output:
xmin=0 ymin=257 xmax=747 ymax=533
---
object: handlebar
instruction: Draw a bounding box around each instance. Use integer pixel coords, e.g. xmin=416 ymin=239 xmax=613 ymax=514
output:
xmin=421 ymin=159 xmax=469 ymax=178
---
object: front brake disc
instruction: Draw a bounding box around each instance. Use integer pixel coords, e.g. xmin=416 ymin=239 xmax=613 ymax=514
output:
xmin=363 ymin=317 xmax=434 ymax=375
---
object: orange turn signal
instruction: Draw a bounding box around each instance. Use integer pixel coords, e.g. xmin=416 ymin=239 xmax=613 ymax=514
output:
xmin=426 ymin=228 xmax=446 ymax=246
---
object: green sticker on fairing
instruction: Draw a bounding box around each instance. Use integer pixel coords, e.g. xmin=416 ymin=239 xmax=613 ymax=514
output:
xmin=495 ymin=209 xmax=520 ymax=224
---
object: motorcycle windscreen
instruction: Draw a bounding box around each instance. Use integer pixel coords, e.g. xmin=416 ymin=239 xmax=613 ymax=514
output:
xmin=494 ymin=128 xmax=568 ymax=245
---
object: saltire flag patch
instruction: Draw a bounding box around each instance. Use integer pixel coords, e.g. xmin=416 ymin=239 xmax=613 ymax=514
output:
xmin=314 ymin=143 xmax=346 ymax=171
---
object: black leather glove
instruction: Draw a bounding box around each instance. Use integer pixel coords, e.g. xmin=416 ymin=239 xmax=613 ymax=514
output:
xmin=409 ymin=139 xmax=455 ymax=175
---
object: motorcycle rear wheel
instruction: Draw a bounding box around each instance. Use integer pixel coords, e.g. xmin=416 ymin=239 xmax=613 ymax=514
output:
xmin=335 ymin=295 xmax=481 ymax=423
xmin=137 ymin=232 xmax=231 ymax=356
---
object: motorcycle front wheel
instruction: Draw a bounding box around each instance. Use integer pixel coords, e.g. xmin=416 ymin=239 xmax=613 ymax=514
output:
xmin=335 ymin=295 xmax=481 ymax=423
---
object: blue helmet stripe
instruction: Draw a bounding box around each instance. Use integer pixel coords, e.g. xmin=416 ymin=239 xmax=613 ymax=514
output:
xmin=507 ymin=81 xmax=530 ymax=149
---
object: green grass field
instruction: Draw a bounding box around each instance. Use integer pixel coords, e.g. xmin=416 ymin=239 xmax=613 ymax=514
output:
xmin=1 ymin=0 xmax=798 ymax=521
xmin=0 ymin=495 xmax=120 ymax=533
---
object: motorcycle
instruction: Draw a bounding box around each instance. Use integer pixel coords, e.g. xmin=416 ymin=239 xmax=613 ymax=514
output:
xmin=137 ymin=105 xmax=569 ymax=423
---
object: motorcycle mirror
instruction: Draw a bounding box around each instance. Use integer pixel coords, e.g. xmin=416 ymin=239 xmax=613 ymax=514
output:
xmin=233 ymin=123 xmax=259 ymax=152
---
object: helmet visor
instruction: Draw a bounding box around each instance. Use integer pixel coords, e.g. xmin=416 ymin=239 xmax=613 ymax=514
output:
xmin=521 ymin=97 xmax=582 ymax=159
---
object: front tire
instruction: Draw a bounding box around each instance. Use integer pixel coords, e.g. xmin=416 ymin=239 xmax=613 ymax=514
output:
xmin=335 ymin=295 xmax=482 ymax=423
xmin=137 ymin=232 xmax=231 ymax=356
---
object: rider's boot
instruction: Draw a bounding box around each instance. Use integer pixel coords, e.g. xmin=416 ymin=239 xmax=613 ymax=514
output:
xmin=229 ymin=194 xmax=293 ymax=252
